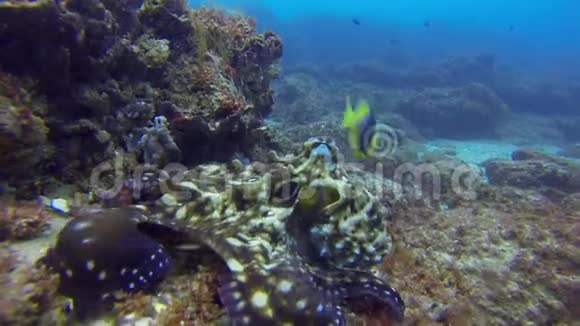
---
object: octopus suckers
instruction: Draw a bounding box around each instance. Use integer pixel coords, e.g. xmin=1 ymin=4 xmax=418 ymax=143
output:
xmin=250 ymin=291 xmax=269 ymax=308
xmin=226 ymin=258 xmax=244 ymax=272
xmin=277 ymin=280 xmax=293 ymax=293
xmin=226 ymin=237 xmax=245 ymax=247
xmin=85 ymin=260 xmax=95 ymax=271
xmin=98 ymin=270 xmax=107 ymax=281
xmin=296 ymin=298 xmax=307 ymax=310
xmin=316 ymin=304 xmax=323 ymax=312
xmin=129 ymin=282 xmax=135 ymax=289
xmin=73 ymin=220 xmax=91 ymax=231
xmin=120 ymin=268 xmax=127 ymax=275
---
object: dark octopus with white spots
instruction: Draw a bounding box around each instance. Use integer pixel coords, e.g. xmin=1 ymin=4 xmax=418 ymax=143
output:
xmin=41 ymin=138 xmax=405 ymax=324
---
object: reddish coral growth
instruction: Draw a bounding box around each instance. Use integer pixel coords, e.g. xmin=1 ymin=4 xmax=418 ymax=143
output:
xmin=216 ymin=88 xmax=249 ymax=114
xmin=158 ymin=267 xmax=224 ymax=325
xmin=381 ymin=185 xmax=579 ymax=324
xmin=191 ymin=7 xmax=257 ymax=56
xmin=0 ymin=69 xmax=36 ymax=104
xmin=0 ymin=200 xmax=51 ymax=241
xmin=0 ymin=246 xmax=63 ymax=325
xmin=113 ymin=292 xmax=154 ymax=318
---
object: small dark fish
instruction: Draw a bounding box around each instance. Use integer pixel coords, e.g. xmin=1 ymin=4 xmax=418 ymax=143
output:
xmin=389 ymin=39 xmax=401 ymax=45
xmin=423 ymin=20 xmax=432 ymax=28
xmin=509 ymin=25 xmax=515 ymax=31
xmin=352 ymin=18 xmax=361 ymax=26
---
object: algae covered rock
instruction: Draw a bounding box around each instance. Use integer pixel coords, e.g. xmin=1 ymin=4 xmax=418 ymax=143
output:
xmin=0 ymin=71 xmax=54 ymax=192
xmin=483 ymin=150 xmax=580 ymax=200
xmin=396 ymin=83 xmax=510 ymax=138
xmin=130 ymin=34 xmax=171 ymax=68
xmin=0 ymin=0 xmax=283 ymax=197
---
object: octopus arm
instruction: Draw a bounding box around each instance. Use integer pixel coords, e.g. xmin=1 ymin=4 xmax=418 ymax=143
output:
xmin=140 ymin=219 xmax=345 ymax=324
xmin=309 ymin=266 xmax=405 ymax=322
xmin=217 ymin=256 xmax=346 ymax=326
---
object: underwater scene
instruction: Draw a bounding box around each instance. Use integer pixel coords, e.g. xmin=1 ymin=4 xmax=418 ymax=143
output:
xmin=0 ymin=0 xmax=579 ymax=325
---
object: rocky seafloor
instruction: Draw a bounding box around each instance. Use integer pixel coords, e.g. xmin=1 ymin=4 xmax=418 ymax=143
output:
xmin=0 ymin=1 xmax=579 ymax=326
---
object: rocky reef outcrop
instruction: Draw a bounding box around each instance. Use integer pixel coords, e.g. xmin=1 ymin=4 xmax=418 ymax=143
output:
xmin=277 ymin=54 xmax=580 ymax=144
xmin=395 ymin=83 xmax=510 ymax=138
xmin=0 ymin=0 xmax=282 ymax=197
xmin=483 ymin=149 xmax=580 ymax=200
xmin=273 ymin=65 xmax=511 ymax=142
xmin=383 ymin=182 xmax=578 ymax=324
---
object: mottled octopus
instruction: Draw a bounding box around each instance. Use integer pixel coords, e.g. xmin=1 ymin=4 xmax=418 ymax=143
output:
xmin=42 ymin=137 xmax=405 ymax=324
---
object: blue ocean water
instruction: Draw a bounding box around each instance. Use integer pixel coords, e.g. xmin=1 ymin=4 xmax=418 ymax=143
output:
xmin=191 ymin=0 xmax=580 ymax=78
xmin=1 ymin=1 xmax=579 ymax=324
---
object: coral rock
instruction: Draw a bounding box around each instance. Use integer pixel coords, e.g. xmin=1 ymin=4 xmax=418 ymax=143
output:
xmin=483 ymin=151 xmax=580 ymax=200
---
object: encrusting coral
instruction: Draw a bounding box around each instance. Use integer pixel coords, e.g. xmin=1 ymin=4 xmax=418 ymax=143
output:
xmin=0 ymin=200 xmax=52 ymax=241
xmin=0 ymin=246 xmax=66 ymax=326
xmin=0 ymin=0 xmax=283 ymax=197
xmin=0 ymin=70 xmax=54 ymax=193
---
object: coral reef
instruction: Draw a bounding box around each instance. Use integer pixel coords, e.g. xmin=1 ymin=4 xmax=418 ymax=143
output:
xmin=278 ymin=55 xmax=580 ymax=143
xmin=270 ymin=70 xmax=421 ymax=164
xmin=285 ymin=54 xmax=497 ymax=91
xmin=495 ymin=113 xmax=564 ymax=146
xmin=558 ymin=143 xmax=580 ymax=159
xmin=497 ymin=78 xmax=580 ymax=115
xmin=555 ymin=116 xmax=580 ymax=142
xmin=0 ymin=70 xmax=54 ymax=193
xmin=156 ymin=269 xmax=225 ymax=325
xmin=0 ymin=0 xmax=282 ymax=197
xmin=0 ymin=246 xmax=65 ymax=325
xmin=272 ymin=66 xmax=513 ymax=142
xmin=381 ymin=183 xmax=579 ymax=324
xmin=0 ymin=200 xmax=52 ymax=241
xmin=395 ymin=83 xmax=510 ymax=138
xmin=483 ymin=149 xmax=580 ymax=200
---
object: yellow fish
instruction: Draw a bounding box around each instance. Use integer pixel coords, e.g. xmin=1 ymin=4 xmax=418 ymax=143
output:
xmin=343 ymin=97 xmax=380 ymax=159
